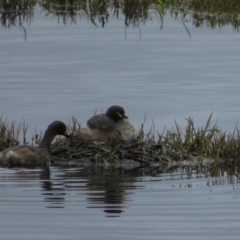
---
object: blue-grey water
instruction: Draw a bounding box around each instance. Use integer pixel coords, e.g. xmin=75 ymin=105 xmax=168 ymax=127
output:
xmin=1 ymin=5 xmax=240 ymax=240
xmin=1 ymin=8 xmax=240 ymax=135
xmin=1 ymin=165 xmax=240 ymax=240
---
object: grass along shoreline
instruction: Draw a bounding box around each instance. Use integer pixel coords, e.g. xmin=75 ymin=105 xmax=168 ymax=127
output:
xmin=1 ymin=114 xmax=240 ymax=165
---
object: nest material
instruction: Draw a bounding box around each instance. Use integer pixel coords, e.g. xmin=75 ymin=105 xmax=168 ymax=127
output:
xmin=3 ymin=114 xmax=237 ymax=166
xmin=52 ymin=139 xmax=157 ymax=164
xmin=50 ymin=137 xmax=194 ymax=167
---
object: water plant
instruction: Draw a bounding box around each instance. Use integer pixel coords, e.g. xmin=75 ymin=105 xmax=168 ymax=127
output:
xmin=158 ymin=113 xmax=240 ymax=160
xmin=1 ymin=114 xmax=240 ymax=165
xmin=1 ymin=0 xmax=240 ymax=32
xmin=0 ymin=116 xmax=21 ymax=151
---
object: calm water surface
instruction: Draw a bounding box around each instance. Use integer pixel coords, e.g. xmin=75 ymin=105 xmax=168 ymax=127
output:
xmin=1 ymin=165 xmax=240 ymax=240
xmin=0 ymin=8 xmax=240 ymax=135
xmin=1 ymin=5 xmax=240 ymax=240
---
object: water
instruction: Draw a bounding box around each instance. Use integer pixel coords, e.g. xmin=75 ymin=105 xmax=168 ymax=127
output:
xmin=1 ymin=8 xmax=240 ymax=136
xmin=1 ymin=165 xmax=240 ymax=240
xmin=1 ymin=5 xmax=240 ymax=240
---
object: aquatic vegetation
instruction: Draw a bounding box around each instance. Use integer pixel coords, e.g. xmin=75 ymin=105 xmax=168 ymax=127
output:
xmin=49 ymin=113 xmax=240 ymax=165
xmin=161 ymin=0 xmax=240 ymax=31
xmin=1 ymin=0 xmax=240 ymax=31
xmin=0 ymin=117 xmax=21 ymax=151
xmin=0 ymin=0 xmax=36 ymax=40
xmin=1 ymin=114 xmax=240 ymax=165
xmin=158 ymin=113 xmax=240 ymax=161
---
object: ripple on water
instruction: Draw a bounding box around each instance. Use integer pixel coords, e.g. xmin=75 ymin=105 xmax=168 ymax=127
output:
xmin=0 ymin=163 xmax=240 ymax=240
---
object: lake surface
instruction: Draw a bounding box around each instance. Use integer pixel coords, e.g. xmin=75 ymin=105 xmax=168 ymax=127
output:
xmin=1 ymin=4 xmax=240 ymax=240
xmin=1 ymin=164 xmax=240 ymax=240
xmin=1 ymin=7 xmax=240 ymax=136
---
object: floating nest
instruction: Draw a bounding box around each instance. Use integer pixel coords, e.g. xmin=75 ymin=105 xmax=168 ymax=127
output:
xmin=49 ymin=136 xmax=203 ymax=168
xmin=1 ymin=114 xmax=239 ymax=168
xmin=48 ymin=113 xmax=238 ymax=167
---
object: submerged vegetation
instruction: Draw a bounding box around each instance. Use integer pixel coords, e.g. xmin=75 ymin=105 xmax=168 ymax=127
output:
xmin=1 ymin=0 xmax=240 ymax=38
xmin=1 ymin=114 xmax=240 ymax=166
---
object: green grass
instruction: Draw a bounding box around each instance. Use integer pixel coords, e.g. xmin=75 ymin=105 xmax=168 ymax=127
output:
xmin=1 ymin=114 xmax=240 ymax=163
xmin=50 ymin=113 xmax=240 ymax=163
xmin=157 ymin=113 xmax=240 ymax=160
xmin=0 ymin=116 xmax=21 ymax=151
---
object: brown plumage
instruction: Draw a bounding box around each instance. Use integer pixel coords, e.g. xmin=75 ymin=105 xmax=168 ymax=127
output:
xmin=86 ymin=105 xmax=138 ymax=141
xmin=74 ymin=128 xmax=118 ymax=143
xmin=0 ymin=121 xmax=69 ymax=167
